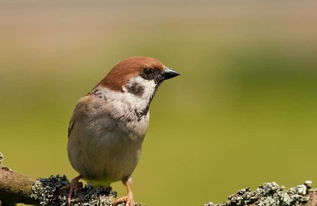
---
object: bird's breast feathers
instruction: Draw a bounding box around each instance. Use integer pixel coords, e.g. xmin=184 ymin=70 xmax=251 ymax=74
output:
xmin=67 ymin=90 xmax=149 ymax=182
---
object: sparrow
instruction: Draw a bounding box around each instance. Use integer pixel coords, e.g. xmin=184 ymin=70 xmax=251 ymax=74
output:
xmin=66 ymin=56 xmax=179 ymax=206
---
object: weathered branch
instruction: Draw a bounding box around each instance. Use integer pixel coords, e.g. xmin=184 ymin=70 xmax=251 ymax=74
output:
xmin=0 ymin=167 xmax=117 ymax=206
xmin=0 ymin=152 xmax=317 ymax=206
xmin=0 ymin=167 xmax=38 ymax=205
xmin=0 ymin=153 xmax=117 ymax=206
xmin=205 ymin=181 xmax=317 ymax=206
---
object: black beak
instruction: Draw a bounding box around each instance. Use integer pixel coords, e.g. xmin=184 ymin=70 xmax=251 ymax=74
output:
xmin=162 ymin=67 xmax=180 ymax=80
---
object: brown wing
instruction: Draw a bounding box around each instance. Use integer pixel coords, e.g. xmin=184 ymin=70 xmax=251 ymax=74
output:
xmin=67 ymin=95 xmax=91 ymax=139
xmin=68 ymin=117 xmax=75 ymax=138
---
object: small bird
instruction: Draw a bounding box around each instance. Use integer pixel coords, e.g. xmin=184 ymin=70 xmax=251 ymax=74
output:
xmin=66 ymin=56 xmax=179 ymax=205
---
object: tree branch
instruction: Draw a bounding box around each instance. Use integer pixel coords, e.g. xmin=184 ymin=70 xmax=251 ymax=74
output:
xmin=0 ymin=167 xmax=38 ymax=205
xmin=0 ymin=152 xmax=118 ymax=206
xmin=0 ymin=152 xmax=317 ymax=206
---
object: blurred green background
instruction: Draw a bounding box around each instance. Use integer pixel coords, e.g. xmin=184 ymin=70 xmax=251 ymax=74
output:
xmin=1 ymin=0 xmax=317 ymax=205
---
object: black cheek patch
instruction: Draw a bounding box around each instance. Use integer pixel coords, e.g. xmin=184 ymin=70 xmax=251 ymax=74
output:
xmin=126 ymin=83 xmax=145 ymax=97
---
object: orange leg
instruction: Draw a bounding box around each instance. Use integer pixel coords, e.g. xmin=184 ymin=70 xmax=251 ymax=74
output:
xmin=113 ymin=177 xmax=134 ymax=206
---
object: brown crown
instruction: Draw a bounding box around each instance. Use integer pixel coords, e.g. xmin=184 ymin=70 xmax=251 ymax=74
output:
xmin=97 ymin=56 xmax=164 ymax=91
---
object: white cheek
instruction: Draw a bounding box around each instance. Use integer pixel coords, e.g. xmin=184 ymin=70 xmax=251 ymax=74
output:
xmin=95 ymin=76 xmax=156 ymax=112
xmin=124 ymin=76 xmax=156 ymax=100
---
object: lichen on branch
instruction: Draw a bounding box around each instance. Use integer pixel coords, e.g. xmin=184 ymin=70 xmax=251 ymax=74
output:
xmin=205 ymin=181 xmax=315 ymax=206
xmin=0 ymin=152 xmax=3 ymax=165
xmin=31 ymin=175 xmax=116 ymax=206
xmin=0 ymin=152 xmax=123 ymax=206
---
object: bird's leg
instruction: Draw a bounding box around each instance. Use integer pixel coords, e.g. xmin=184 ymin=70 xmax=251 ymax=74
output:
xmin=65 ymin=175 xmax=83 ymax=205
xmin=113 ymin=177 xmax=134 ymax=206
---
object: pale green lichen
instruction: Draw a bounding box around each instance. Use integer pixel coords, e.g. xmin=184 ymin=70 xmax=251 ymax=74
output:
xmin=31 ymin=175 xmax=115 ymax=206
xmin=31 ymin=175 xmax=144 ymax=206
xmin=205 ymin=181 xmax=312 ymax=206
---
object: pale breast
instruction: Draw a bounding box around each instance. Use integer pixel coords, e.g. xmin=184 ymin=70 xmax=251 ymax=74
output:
xmin=67 ymin=94 xmax=149 ymax=185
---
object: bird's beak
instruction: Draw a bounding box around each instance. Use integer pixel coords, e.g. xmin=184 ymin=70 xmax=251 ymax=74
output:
xmin=162 ymin=67 xmax=180 ymax=80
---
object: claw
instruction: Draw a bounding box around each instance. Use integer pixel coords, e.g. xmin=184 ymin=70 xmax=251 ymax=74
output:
xmin=113 ymin=177 xmax=134 ymax=206
xmin=113 ymin=195 xmax=135 ymax=206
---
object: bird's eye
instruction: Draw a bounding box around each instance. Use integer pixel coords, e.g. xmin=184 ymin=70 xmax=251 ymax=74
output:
xmin=141 ymin=68 xmax=156 ymax=80
xmin=143 ymin=68 xmax=154 ymax=75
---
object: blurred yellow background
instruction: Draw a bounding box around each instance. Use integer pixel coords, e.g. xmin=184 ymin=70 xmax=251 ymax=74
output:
xmin=1 ymin=0 xmax=317 ymax=206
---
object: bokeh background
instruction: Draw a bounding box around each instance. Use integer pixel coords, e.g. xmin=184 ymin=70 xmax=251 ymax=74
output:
xmin=1 ymin=0 xmax=317 ymax=205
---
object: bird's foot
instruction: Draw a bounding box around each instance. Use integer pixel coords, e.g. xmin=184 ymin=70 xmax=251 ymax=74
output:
xmin=60 ymin=175 xmax=83 ymax=205
xmin=112 ymin=194 xmax=135 ymax=206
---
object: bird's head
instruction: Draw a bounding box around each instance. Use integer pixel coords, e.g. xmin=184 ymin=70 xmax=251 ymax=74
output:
xmin=98 ymin=56 xmax=179 ymax=101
